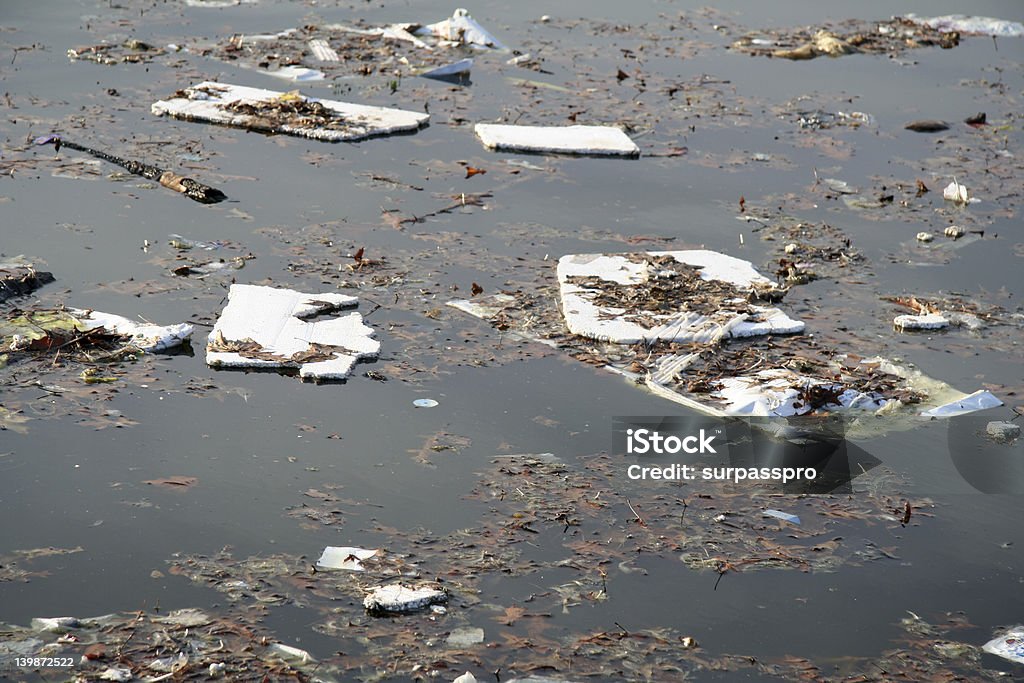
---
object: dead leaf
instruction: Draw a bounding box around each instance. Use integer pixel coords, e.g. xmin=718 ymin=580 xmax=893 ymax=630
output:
xmin=495 ymin=605 xmax=527 ymax=626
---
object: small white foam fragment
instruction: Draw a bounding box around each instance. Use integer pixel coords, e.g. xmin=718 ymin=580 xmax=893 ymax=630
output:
xmin=308 ymin=38 xmax=339 ymax=62
xmin=894 ymin=313 xmax=949 ymax=331
xmin=453 ymin=673 xmax=478 ymax=683
xmin=446 ymin=627 xmax=485 ymax=647
xmin=263 ymin=65 xmax=325 ymax=82
xmin=152 ymin=81 xmax=429 ymax=142
xmin=763 ymin=509 xmax=801 ymax=525
xmin=206 ymin=284 xmax=379 ymax=381
xmin=710 ymin=369 xmax=888 ymax=417
xmin=364 ymin=583 xmax=447 ymax=613
xmin=981 ymin=625 xmax=1024 ymax=664
xmin=264 ymin=643 xmax=315 ymax=665
xmin=316 ymin=546 xmax=380 ymax=571
xmin=942 ymin=180 xmax=979 ymax=204
xmin=557 ymin=250 xmax=804 ymax=344
xmin=414 ymin=8 xmax=508 ymax=50
xmin=920 ymin=389 xmax=1002 ymax=417
xmin=31 ymin=617 xmax=79 ymax=633
xmin=71 ymin=309 xmax=194 ymax=352
xmin=906 ymin=14 xmax=1024 ymax=37
xmin=916 ymin=231 xmax=934 ymax=243
xmin=475 ymin=123 xmax=639 ymax=156
xmin=420 ymin=58 xmax=473 ymax=79
xmin=99 ymin=668 xmax=133 ymax=682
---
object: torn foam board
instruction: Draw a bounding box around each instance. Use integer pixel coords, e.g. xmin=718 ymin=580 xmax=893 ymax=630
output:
xmin=894 ymin=313 xmax=949 ymax=331
xmin=557 ymin=250 xmax=804 ymax=344
xmin=152 ymin=82 xmax=429 ymax=142
xmin=475 ymin=124 xmax=639 ymax=157
xmin=906 ymin=15 xmax=1024 ymax=37
xmin=315 ymin=546 xmax=380 ymax=571
xmin=71 ymin=309 xmax=193 ymax=352
xmin=206 ymin=284 xmax=379 ymax=381
xmin=307 ymin=38 xmax=339 ymax=62
xmin=414 ymin=8 xmax=507 ymax=50
xmin=364 ymin=584 xmax=447 ymax=613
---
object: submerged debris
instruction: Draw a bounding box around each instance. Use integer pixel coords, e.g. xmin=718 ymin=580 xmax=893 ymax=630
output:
xmin=0 ymin=263 xmax=54 ymax=303
xmin=153 ymin=82 xmax=429 ymax=142
xmin=206 ymin=284 xmax=379 ymax=381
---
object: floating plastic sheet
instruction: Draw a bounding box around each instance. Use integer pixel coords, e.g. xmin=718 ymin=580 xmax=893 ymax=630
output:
xmin=315 ymin=546 xmax=380 ymax=571
xmin=474 ymin=123 xmax=640 ymax=156
xmin=153 ymin=82 xmax=429 ymax=142
xmin=557 ymin=251 xmax=804 ymax=344
xmin=206 ymin=284 xmax=379 ymax=381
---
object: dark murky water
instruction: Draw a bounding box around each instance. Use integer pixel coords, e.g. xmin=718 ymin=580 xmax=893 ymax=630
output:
xmin=1 ymin=0 xmax=1022 ymax=680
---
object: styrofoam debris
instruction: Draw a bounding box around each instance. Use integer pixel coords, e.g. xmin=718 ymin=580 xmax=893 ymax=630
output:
xmin=709 ymin=369 xmax=889 ymax=417
xmin=308 ymin=38 xmax=339 ymax=62
xmin=152 ymin=82 xmax=429 ymax=142
xmin=421 ymin=58 xmax=473 ymax=79
xmin=557 ymin=251 xmax=804 ymax=344
xmin=944 ymin=225 xmax=966 ymax=239
xmin=907 ymin=14 xmax=1024 ymax=37
xmin=894 ymin=313 xmax=949 ymax=331
xmin=920 ymin=389 xmax=1002 ymax=417
xmin=184 ymin=0 xmax=254 ymax=6
xmin=316 ymin=546 xmax=380 ymax=571
xmin=364 ymin=584 xmax=447 ymax=613
xmin=414 ymin=8 xmax=508 ymax=50
xmin=263 ymin=65 xmax=325 ymax=82
xmin=916 ymin=231 xmax=934 ymax=243
xmin=981 ymin=625 xmax=1024 ymax=664
xmin=763 ymin=509 xmax=801 ymax=525
xmin=327 ymin=22 xmax=431 ymax=49
xmin=453 ymin=673 xmax=478 ymax=683
xmin=206 ymin=284 xmax=379 ymax=381
xmin=264 ymin=643 xmax=315 ymax=664
xmin=413 ymin=398 xmax=439 ymax=408
xmin=946 ymin=311 xmax=985 ymax=330
xmin=475 ymin=123 xmax=639 ymax=156
xmin=98 ymin=667 xmax=133 ymax=682
xmin=942 ymin=180 xmax=979 ymax=204
xmin=446 ymin=627 xmax=485 ymax=647
xmin=149 ymin=652 xmax=188 ymax=672
xmin=71 ymin=309 xmax=193 ymax=352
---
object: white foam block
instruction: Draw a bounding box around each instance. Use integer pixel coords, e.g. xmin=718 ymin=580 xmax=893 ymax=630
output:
xmin=206 ymin=284 xmax=379 ymax=381
xmin=152 ymin=82 xmax=429 ymax=142
xmin=557 ymin=250 xmax=804 ymax=344
xmin=475 ymin=123 xmax=639 ymax=156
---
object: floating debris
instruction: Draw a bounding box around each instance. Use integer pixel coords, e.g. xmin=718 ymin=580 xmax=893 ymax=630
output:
xmin=894 ymin=313 xmax=949 ymax=331
xmin=420 ymin=58 xmax=473 ymax=81
xmin=413 ymin=398 xmax=439 ymax=408
xmin=414 ymin=8 xmax=508 ymax=50
xmin=905 ymin=119 xmax=950 ymax=132
xmin=0 ymin=263 xmax=54 ymax=303
xmin=986 ymin=421 xmax=1021 ymax=443
xmin=153 ymin=82 xmax=429 ymax=142
xmin=942 ymin=180 xmax=978 ymax=205
xmin=906 ymin=14 xmax=1024 ymax=37
xmin=2 ymin=308 xmax=192 ymax=354
xmin=732 ymin=18 xmax=961 ymax=60
xmin=315 ymin=546 xmax=380 ymax=571
xmin=263 ymin=65 xmax=325 ymax=82
xmin=981 ymin=625 xmax=1024 ymax=664
xmin=307 ymin=38 xmax=339 ymax=62
xmin=67 ymin=39 xmax=163 ymax=65
xmin=34 ymin=135 xmax=227 ymax=204
xmin=446 ymin=627 xmax=485 ymax=648
xmin=916 ymin=231 xmax=935 ymax=243
xmin=557 ymin=251 xmax=804 ymax=344
xmin=474 ymin=123 xmax=639 ymax=157
xmin=363 ymin=584 xmax=447 ymax=614
xmin=763 ymin=509 xmax=801 ymax=525
xmin=944 ymin=225 xmax=966 ymax=238
xmin=206 ymin=284 xmax=379 ymax=381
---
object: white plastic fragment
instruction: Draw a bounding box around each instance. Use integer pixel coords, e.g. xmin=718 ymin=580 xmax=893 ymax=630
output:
xmin=557 ymin=251 xmax=804 ymax=344
xmin=920 ymin=389 xmax=1002 ymax=417
xmin=413 ymin=398 xmax=439 ymax=408
xmin=316 ymin=546 xmax=380 ymax=571
xmin=420 ymin=58 xmax=473 ymax=79
xmin=71 ymin=309 xmax=194 ymax=352
xmin=265 ymin=643 xmax=315 ymax=665
xmin=475 ymin=123 xmax=639 ymax=156
xmin=206 ymin=284 xmax=379 ymax=381
xmin=152 ymin=82 xmax=429 ymax=142
xmin=414 ymin=8 xmax=508 ymax=50
xmin=894 ymin=313 xmax=949 ymax=331
xmin=915 ymin=231 xmax=934 ymax=243
xmin=763 ymin=509 xmax=801 ymax=525
xmin=942 ymin=180 xmax=979 ymax=205
xmin=981 ymin=625 xmax=1024 ymax=664
xmin=149 ymin=652 xmax=189 ymax=672
xmin=453 ymin=673 xmax=478 ymax=683
xmin=263 ymin=65 xmax=325 ymax=82
xmin=99 ymin=667 xmax=133 ymax=682
xmin=364 ymin=584 xmax=447 ymax=613
xmin=208 ymin=662 xmax=227 ymax=678
xmin=184 ymin=0 xmax=254 ymax=6
xmin=944 ymin=226 xmax=965 ymax=239
xmin=308 ymin=38 xmax=339 ymax=62
xmin=907 ymin=14 xmax=1024 ymax=37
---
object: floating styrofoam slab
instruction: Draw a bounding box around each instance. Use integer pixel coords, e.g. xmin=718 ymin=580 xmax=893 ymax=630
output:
xmin=907 ymin=14 xmax=1024 ymax=37
xmin=709 ymin=369 xmax=888 ymax=417
xmin=475 ymin=123 xmax=639 ymax=156
xmin=920 ymin=389 xmax=1002 ymax=417
xmin=364 ymin=584 xmax=447 ymax=613
xmin=557 ymin=251 xmax=804 ymax=344
xmin=763 ymin=510 xmax=801 ymax=525
xmin=263 ymin=65 xmax=325 ymax=82
xmin=894 ymin=313 xmax=949 ymax=331
xmin=421 ymin=58 xmax=473 ymax=79
xmin=316 ymin=546 xmax=380 ymax=571
xmin=982 ymin=625 xmax=1024 ymax=664
xmin=152 ymin=82 xmax=429 ymax=142
xmin=414 ymin=8 xmax=508 ymax=50
xmin=206 ymin=284 xmax=379 ymax=381
xmin=308 ymin=38 xmax=339 ymax=62
xmin=71 ymin=309 xmax=193 ymax=352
